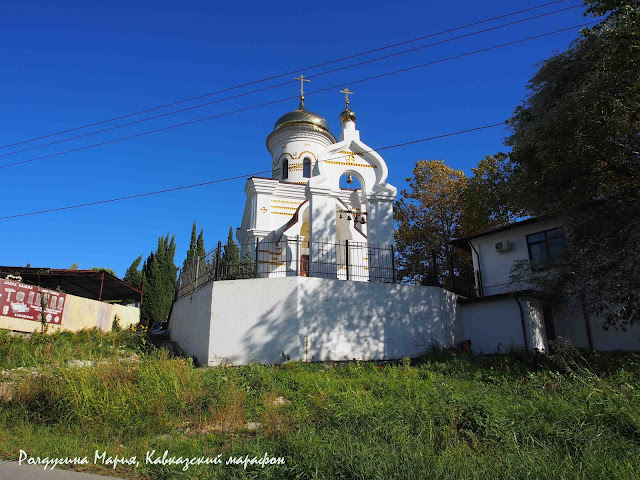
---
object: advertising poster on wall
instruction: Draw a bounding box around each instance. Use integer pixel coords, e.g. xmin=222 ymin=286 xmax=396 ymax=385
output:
xmin=0 ymin=278 xmax=66 ymax=324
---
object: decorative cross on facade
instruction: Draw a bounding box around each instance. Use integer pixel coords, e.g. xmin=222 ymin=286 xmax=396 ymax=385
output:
xmin=294 ymin=75 xmax=310 ymax=101
xmin=340 ymin=87 xmax=354 ymax=108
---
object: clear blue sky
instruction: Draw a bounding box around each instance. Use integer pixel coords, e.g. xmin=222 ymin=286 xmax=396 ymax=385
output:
xmin=0 ymin=0 xmax=590 ymax=277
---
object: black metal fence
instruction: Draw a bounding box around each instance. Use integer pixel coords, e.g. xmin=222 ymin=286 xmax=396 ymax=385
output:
xmin=421 ymin=270 xmax=479 ymax=298
xmin=176 ymin=238 xmax=397 ymax=300
xmin=419 ymin=248 xmax=479 ymax=298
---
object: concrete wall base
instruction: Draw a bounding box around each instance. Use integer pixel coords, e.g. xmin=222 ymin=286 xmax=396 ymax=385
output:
xmin=169 ymin=277 xmax=462 ymax=366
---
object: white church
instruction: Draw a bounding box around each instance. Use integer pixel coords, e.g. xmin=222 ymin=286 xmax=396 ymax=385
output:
xmin=169 ymin=82 xmax=640 ymax=366
xmin=235 ymin=85 xmax=397 ymax=283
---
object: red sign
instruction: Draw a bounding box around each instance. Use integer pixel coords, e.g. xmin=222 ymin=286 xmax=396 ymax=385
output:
xmin=0 ymin=279 xmax=66 ymax=324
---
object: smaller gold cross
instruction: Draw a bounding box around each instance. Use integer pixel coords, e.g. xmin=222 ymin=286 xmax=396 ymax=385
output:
xmin=260 ymin=207 xmax=267 ymax=213
xmin=340 ymin=87 xmax=354 ymax=108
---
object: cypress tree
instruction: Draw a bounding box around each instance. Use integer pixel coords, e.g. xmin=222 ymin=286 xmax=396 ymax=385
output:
xmin=183 ymin=222 xmax=197 ymax=271
xmin=183 ymin=223 xmax=207 ymax=272
xmin=196 ymin=229 xmax=206 ymax=259
xmin=141 ymin=234 xmax=178 ymax=326
xmin=123 ymin=255 xmax=143 ymax=290
xmin=122 ymin=255 xmax=143 ymax=305
xmin=222 ymin=227 xmax=239 ymax=264
xmin=221 ymin=227 xmax=240 ymax=278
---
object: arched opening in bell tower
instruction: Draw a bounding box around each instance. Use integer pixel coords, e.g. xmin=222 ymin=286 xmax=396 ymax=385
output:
xmin=339 ymin=172 xmax=362 ymax=191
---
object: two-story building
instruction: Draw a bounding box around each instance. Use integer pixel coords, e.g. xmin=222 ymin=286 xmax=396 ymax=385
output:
xmin=452 ymin=218 xmax=640 ymax=353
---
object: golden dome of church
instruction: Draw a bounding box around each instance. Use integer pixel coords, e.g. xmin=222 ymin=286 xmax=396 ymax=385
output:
xmin=272 ymin=100 xmax=331 ymax=134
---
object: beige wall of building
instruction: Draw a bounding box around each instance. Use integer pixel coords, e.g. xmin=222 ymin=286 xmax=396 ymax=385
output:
xmin=0 ymin=292 xmax=139 ymax=333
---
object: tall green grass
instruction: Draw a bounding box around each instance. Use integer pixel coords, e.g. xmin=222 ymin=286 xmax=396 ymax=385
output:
xmin=0 ymin=328 xmax=145 ymax=370
xmin=0 ymin=330 xmax=639 ymax=479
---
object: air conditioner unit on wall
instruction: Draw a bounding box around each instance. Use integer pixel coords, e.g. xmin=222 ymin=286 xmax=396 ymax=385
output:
xmin=495 ymin=240 xmax=512 ymax=253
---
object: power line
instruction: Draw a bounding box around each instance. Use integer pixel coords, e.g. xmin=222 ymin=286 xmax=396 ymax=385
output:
xmin=0 ymin=22 xmax=596 ymax=171
xmin=0 ymin=0 xmax=574 ymax=150
xmin=0 ymin=123 xmax=504 ymax=221
xmin=0 ymin=3 xmax=582 ymax=160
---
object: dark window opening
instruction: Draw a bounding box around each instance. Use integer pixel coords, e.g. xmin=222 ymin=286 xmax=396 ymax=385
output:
xmin=303 ymin=158 xmax=311 ymax=178
xmin=283 ymin=159 xmax=289 ymax=180
xmin=526 ymin=227 xmax=567 ymax=269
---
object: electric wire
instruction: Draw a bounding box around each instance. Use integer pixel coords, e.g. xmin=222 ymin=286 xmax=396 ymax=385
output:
xmin=0 ymin=123 xmax=504 ymax=220
xmin=0 ymin=0 xmax=573 ymax=150
xmin=0 ymin=3 xmax=582 ymax=160
xmin=0 ymin=21 xmax=596 ymax=171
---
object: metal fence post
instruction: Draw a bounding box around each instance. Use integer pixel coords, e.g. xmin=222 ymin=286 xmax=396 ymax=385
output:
xmin=295 ymin=235 xmax=300 ymax=277
xmin=391 ymin=245 xmax=397 ymax=284
xmin=214 ymin=241 xmax=221 ymax=281
xmin=254 ymin=238 xmax=259 ymax=278
xmin=431 ymin=248 xmax=439 ymax=286
xmin=195 ymin=256 xmax=200 ymax=290
xmin=345 ymin=240 xmax=350 ymax=280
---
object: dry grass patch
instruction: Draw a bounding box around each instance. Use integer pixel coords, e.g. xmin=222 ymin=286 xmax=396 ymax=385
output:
xmin=182 ymin=382 xmax=247 ymax=435
xmin=258 ymin=392 xmax=295 ymax=437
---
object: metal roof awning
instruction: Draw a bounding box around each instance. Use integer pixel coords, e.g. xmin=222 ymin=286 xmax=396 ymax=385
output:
xmin=0 ymin=267 xmax=142 ymax=302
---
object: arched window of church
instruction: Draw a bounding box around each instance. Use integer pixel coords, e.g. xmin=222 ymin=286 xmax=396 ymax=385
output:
xmin=303 ymin=158 xmax=311 ymax=178
xmin=283 ymin=159 xmax=289 ymax=179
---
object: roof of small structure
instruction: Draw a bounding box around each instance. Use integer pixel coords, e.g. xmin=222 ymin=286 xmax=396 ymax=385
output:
xmin=0 ymin=267 xmax=142 ymax=301
xmin=450 ymin=218 xmax=539 ymax=251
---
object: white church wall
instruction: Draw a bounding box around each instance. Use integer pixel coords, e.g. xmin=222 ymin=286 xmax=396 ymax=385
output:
xmin=168 ymin=284 xmax=213 ymax=365
xmin=267 ymin=129 xmax=335 ymax=184
xmin=169 ymin=277 xmax=463 ymax=366
xmin=365 ymin=195 xmax=395 ymax=246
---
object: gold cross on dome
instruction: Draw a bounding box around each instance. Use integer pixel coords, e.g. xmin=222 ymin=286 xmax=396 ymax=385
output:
xmin=294 ymin=74 xmax=310 ymax=99
xmin=340 ymin=87 xmax=354 ymax=108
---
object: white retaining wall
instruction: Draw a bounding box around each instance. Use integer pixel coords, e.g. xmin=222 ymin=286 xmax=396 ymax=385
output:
xmin=169 ymin=284 xmax=213 ymax=364
xmin=169 ymin=277 xmax=462 ymax=365
xmin=459 ymin=297 xmax=548 ymax=354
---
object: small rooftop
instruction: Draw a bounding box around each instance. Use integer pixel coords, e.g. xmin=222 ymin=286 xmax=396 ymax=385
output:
xmin=451 ymin=218 xmax=539 ymax=251
xmin=0 ymin=267 xmax=142 ymax=302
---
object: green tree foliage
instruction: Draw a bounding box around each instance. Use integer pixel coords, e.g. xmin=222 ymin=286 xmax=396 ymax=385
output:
xmin=123 ymin=256 xmax=143 ymax=290
xmin=461 ymin=153 xmax=522 ymax=234
xmin=196 ymin=229 xmax=206 ymax=259
xmin=69 ymin=263 xmax=79 ymax=270
xmin=182 ymin=222 xmax=207 ymax=272
xmin=141 ymin=234 xmax=178 ymax=326
xmin=396 ymin=158 xmax=520 ymax=285
xmin=221 ymin=226 xmax=240 ymax=278
xmin=395 ymin=160 xmax=470 ymax=284
xmin=183 ymin=222 xmax=197 ymax=271
xmin=90 ymin=267 xmax=117 ymax=277
xmin=506 ymin=0 xmax=640 ymax=326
